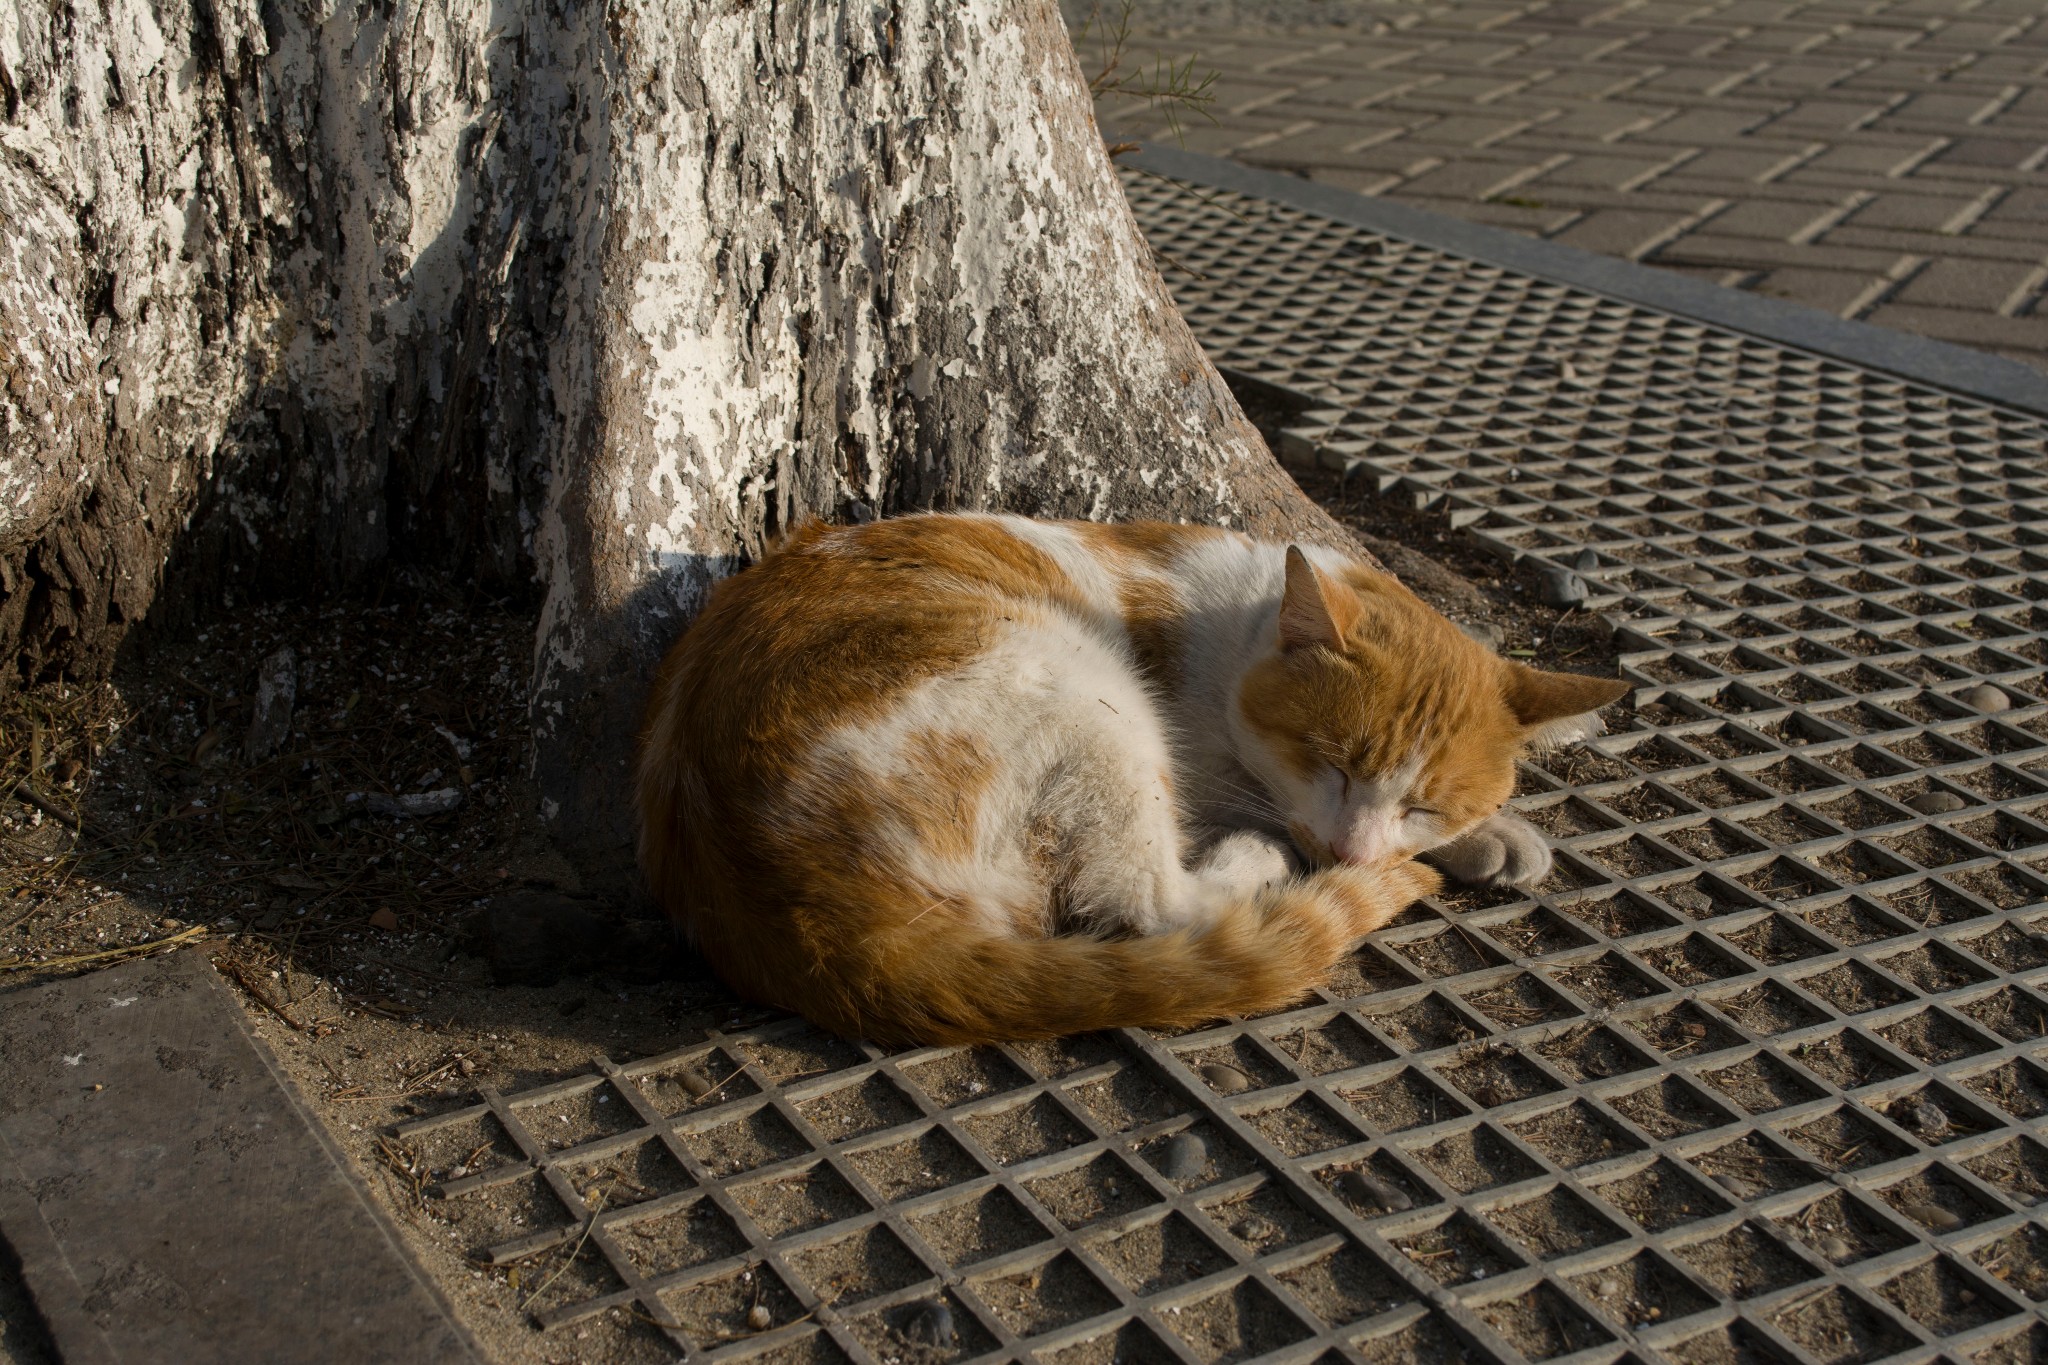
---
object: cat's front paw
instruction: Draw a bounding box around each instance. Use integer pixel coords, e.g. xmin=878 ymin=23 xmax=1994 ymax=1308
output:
xmin=1422 ymin=811 xmax=1552 ymax=890
xmin=1196 ymin=830 xmax=1297 ymax=894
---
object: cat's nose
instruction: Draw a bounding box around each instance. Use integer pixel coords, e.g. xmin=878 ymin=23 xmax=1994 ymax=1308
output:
xmin=1332 ymin=832 xmax=1381 ymax=863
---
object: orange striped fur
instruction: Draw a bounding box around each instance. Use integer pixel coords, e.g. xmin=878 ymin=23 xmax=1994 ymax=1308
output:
xmin=636 ymin=514 xmax=1628 ymax=1044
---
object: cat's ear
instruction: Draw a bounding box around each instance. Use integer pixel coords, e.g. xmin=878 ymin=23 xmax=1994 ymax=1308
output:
xmin=1503 ymin=663 xmax=1632 ymax=750
xmin=1278 ymin=546 xmax=1360 ymax=652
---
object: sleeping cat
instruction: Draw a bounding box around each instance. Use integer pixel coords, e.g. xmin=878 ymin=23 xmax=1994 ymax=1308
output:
xmin=637 ymin=514 xmax=1628 ymax=1045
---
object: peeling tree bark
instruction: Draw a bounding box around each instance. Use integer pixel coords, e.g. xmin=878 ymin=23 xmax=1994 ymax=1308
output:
xmin=2 ymin=0 xmax=1345 ymax=881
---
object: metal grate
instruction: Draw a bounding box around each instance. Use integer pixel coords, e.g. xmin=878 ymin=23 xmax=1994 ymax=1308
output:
xmin=392 ymin=178 xmax=2048 ymax=1364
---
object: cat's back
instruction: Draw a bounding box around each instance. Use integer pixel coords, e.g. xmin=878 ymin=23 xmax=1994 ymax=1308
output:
xmin=640 ymin=513 xmax=1247 ymax=805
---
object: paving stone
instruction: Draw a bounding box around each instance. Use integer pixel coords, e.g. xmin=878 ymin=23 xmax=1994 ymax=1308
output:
xmin=1893 ymin=257 xmax=2048 ymax=312
xmin=1819 ymin=224 xmax=2048 ymax=264
xmin=1547 ymin=208 xmax=1706 ymax=259
xmin=1846 ymin=189 xmax=1998 ymax=232
xmin=1527 ymin=152 xmax=1695 ymax=191
xmin=1238 ymin=119 xmax=1411 ymax=165
xmin=1760 ymin=96 xmax=1903 ymax=133
xmin=1696 ymin=196 xmax=1854 ymax=243
xmin=1640 ymin=145 xmax=1812 ymax=183
xmin=1393 ymin=157 xmax=1559 ymax=200
xmin=1750 ymin=264 xmax=1898 ymax=317
xmin=1934 ymin=135 xmax=2048 ymax=169
xmin=0 ymin=950 xmax=479 ymax=1364
xmin=1795 ymin=137 xmax=1948 ymax=176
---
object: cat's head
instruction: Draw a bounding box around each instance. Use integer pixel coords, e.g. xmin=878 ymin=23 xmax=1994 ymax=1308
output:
xmin=1234 ymin=547 xmax=1630 ymax=866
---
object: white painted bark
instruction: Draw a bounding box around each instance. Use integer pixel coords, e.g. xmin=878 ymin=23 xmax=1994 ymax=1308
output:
xmin=2 ymin=0 xmax=1341 ymax=877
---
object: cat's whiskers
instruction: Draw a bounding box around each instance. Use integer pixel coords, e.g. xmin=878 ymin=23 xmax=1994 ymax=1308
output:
xmin=903 ymin=896 xmax=950 ymax=927
xmin=1188 ymin=774 xmax=1288 ymax=823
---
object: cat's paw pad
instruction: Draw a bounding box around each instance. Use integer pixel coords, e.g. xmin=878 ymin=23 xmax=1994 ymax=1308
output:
xmin=1423 ymin=813 xmax=1553 ymax=890
xmin=1198 ymin=831 xmax=1295 ymax=893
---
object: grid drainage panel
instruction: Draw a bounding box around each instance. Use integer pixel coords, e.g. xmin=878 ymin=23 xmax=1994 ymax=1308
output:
xmin=391 ymin=184 xmax=2048 ymax=1364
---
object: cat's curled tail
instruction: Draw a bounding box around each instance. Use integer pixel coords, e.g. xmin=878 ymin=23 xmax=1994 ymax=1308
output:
xmin=791 ymin=860 xmax=1442 ymax=1047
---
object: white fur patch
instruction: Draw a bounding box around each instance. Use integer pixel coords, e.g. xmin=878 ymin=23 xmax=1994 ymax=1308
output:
xmin=1524 ymin=711 xmax=1606 ymax=752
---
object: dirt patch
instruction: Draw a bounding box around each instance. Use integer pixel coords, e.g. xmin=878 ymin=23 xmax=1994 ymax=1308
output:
xmin=958 ymin=1093 xmax=1091 ymax=1165
xmin=1608 ymin=1077 xmax=1731 ymax=1141
xmin=1770 ymin=1285 xmax=1914 ymax=1365
xmin=1593 ymin=1160 xmax=1731 ymax=1234
xmin=1796 ymin=960 xmax=1910 ymax=1015
xmin=1068 ymin=1066 xmax=1187 ymax=1133
xmin=1202 ymin=1185 xmax=1328 ymax=1265
xmin=1091 ymin=1213 xmax=1230 ymax=1295
xmin=1796 ymin=897 xmax=1909 ymax=946
xmin=1433 ymin=1045 xmax=1560 ymax=1108
xmin=1787 ymin=1031 xmax=1911 ymax=1090
xmin=1387 ymin=928 xmax=1503 ymax=978
xmin=1877 ymin=1166 xmax=2005 ymax=1232
xmin=1533 ymin=1022 xmax=1650 ymax=1082
xmin=1554 ymin=890 xmax=1676 ymax=939
xmin=1131 ymin=1120 xmax=1258 ymax=1191
xmin=1782 ymin=1107 xmax=1912 ymax=1174
xmin=1720 ymin=914 xmax=1827 ymax=965
xmin=1474 ymin=1282 xmax=1610 ymax=1359
xmin=973 ymin=1253 xmax=1119 ymax=1338
xmin=1957 ymin=985 xmax=2048 ymax=1041
xmin=1389 ymin=1214 xmax=1518 ymax=1286
xmin=1774 ymin=1190 xmax=1913 ymax=1266
xmin=1973 ymin=1224 xmax=2048 ymax=1302
xmin=1640 ymin=934 xmax=1746 ymax=986
xmin=1039 ymin=1321 xmax=1177 ymax=1365
xmin=1507 ymin=1101 xmax=1643 ymax=1170
xmin=909 ymin=1187 xmax=1051 ymax=1267
xmin=1351 ymin=1312 xmax=1466 ymax=1365
xmin=1621 ymin=1001 xmax=1744 ymax=1059
xmin=846 ymin=1128 xmax=983 ymax=1202
xmin=1460 ymin=972 xmax=1576 ymax=1030
xmin=1959 ymin=1058 xmax=2048 ymax=1119
xmin=1569 ymin=1251 xmax=1715 ymax=1332
xmin=1338 ymin=1069 xmax=1465 ymax=1133
xmin=1356 ymin=993 xmax=1480 ymax=1052
xmin=1411 ymin=1125 xmax=1541 ymax=1195
xmin=1877 ymin=940 xmax=1991 ymax=994
xmin=1701 ymin=1051 xmax=1825 ymax=1114
xmin=1267 ymin=1014 xmax=1391 ymax=1074
xmin=1483 ymin=1186 xmax=1624 ymax=1261
xmin=1246 ymin=1093 xmax=1363 ymax=1155
xmin=1714 ymin=980 xmax=1831 ymax=1034
xmin=1161 ymin=1279 xmax=1310 ymax=1363
xmin=1879 ymin=878 xmax=1990 ymax=926
xmin=1875 ymin=1256 xmax=2007 ymax=1336
xmin=1272 ymin=1244 xmax=1405 ymax=1326
xmin=1962 ymin=1137 xmax=2048 ymax=1208
xmin=1022 ymin=1153 xmax=1156 ymax=1229
xmin=1671 ymin=1222 xmax=1814 ymax=1300
xmin=1483 ymin=909 xmax=1588 ymax=960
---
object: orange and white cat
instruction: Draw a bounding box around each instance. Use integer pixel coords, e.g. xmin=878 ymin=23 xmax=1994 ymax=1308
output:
xmin=637 ymin=514 xmax=1628 ymax=1045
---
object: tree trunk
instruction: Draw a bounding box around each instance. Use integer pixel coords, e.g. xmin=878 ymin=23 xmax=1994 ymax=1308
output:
xmin=2 ymin=0 xmax=1344 ymax=883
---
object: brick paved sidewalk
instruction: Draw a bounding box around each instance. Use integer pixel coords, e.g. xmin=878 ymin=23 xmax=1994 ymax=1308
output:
xmin=1087 ymin=0 xmax=2048 ymax=372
